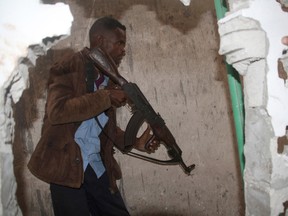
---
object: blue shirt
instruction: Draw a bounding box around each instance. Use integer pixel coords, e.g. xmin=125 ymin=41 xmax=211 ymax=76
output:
xmin=74 ymin=75 xmax=109 ymax=178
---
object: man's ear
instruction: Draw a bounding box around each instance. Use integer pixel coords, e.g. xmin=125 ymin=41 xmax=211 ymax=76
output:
xmin=91 ymin=34 xmax=104 ymax=47
xmin=95 ymin=35 xmax=104 ymax=46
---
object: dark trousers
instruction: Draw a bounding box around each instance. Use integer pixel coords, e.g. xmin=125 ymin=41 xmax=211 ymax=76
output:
xmin=50 ymin=165 xmax=130 ymax=216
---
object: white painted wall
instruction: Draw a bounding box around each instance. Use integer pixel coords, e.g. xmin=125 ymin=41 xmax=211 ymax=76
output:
xmin=240 ymin=1 xmax=288 ymax=137
xmin=218 ymin=0 xmax=288 ymax=215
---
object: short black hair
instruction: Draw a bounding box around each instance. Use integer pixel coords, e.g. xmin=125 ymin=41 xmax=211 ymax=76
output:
xmin=89 ymin=16 xmax=126 ymax=42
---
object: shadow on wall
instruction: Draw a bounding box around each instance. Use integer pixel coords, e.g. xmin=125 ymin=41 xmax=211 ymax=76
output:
xmin=12 ymin=48 xmax=75 ymax=215
xmin=43 ymin=0 xmax=213 ymax=34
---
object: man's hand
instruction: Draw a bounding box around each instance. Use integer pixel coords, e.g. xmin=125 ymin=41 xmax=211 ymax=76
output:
xmin=107 ymin=85 xmax=127 ymax=107
xmin=282 ymin=36 xmax=288 ymax=45
xmin=134 ymin=125 xmax=160 ymax=153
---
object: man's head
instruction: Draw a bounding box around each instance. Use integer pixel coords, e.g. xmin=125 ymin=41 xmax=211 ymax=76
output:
xmin=89 ymin=16 xmax=126 ymax=66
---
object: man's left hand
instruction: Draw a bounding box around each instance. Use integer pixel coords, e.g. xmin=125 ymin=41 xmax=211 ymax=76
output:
xmin=134 ymin=125 xmax=160 ymax=153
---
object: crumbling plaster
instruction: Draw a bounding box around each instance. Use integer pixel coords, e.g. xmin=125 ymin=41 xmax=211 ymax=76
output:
xmin=0 ymin=1 xmax=72 ymax=215
xmin=218 ymin=0 xmax=288 ymax=215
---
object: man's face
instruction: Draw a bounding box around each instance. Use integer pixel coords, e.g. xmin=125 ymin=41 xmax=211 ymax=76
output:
xmin=101 ymin=28 xmax=126 ymax=67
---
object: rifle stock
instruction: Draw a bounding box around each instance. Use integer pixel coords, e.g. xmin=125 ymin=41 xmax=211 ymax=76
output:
xmin=88 ymin=48 xmax=195 ymax=175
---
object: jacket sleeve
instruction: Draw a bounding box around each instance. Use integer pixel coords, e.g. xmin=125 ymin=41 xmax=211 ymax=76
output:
xmin=46 ymin=58 xmax=111 ymax=125
xmin=114 ymin=127 xmax=125 ymax=151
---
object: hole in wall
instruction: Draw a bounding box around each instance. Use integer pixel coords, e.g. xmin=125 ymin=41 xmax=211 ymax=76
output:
xmin=277 ymin=126 xmax=288 ymax=154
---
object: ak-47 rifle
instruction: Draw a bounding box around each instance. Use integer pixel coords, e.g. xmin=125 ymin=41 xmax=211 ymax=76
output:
xmin=88 ymin=48 xmax=195 ymax=175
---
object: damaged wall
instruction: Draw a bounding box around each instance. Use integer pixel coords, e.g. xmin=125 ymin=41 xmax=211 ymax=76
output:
xmin=2 ymin=0 xmax=244 ymax=215
xmin=0 ymin=1 xmax=72 ymax=215
xmin=217 ymin=0 xmax=288 ymax=215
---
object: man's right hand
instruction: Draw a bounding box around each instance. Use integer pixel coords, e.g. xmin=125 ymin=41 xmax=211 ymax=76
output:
xmin=108 ymin=89 xmax=127 ymax=108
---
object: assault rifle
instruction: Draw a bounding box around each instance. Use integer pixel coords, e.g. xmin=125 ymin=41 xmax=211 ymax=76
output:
xmin=88 ymin=48 xmax=195 ymax=175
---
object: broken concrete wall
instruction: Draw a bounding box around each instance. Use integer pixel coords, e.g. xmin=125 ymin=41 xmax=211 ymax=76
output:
xmin=217 ymin=0 xmax=288 ymax=215
xmin=2 ymin=0 xmax=244 ymax=215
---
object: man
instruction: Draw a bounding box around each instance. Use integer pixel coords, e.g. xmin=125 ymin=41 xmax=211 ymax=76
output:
xmin=28 ymin=16 xmax=159 ymax=216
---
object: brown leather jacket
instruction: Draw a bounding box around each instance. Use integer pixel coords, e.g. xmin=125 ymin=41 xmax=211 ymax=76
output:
xmin=28 ymin=48 xmax=125 ymax=192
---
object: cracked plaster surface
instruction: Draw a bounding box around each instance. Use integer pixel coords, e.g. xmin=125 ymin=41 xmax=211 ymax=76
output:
xmin=218 ymin=0 xmax=288 ymax=215
xmin=218 ymin=0 xmax=288 ymax=136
